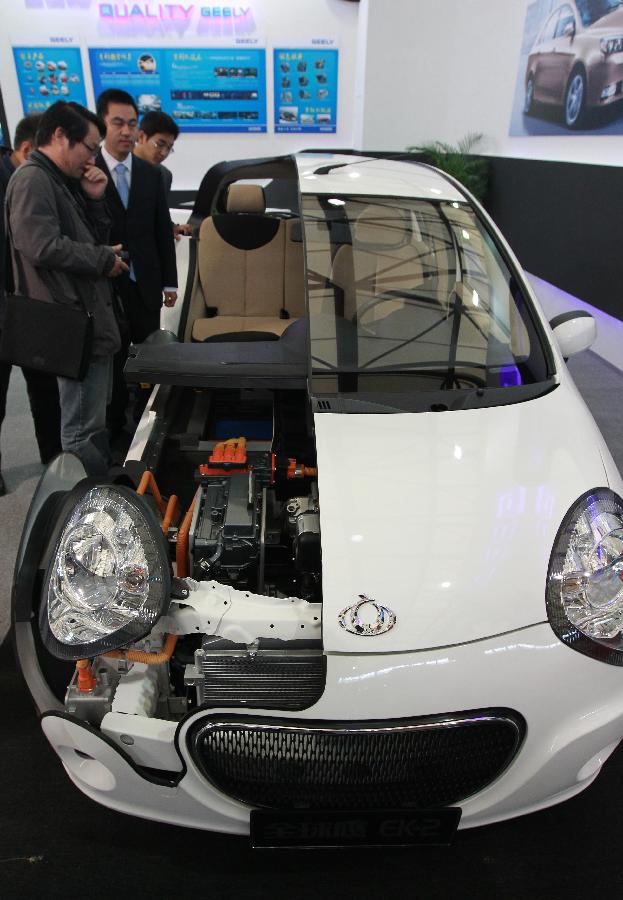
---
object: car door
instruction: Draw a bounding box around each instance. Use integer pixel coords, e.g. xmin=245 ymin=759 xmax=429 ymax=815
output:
xmin=549 ymin=4 xmax=578 ymax=102
xmin=533 ymin=7 xmax=563 ymax=101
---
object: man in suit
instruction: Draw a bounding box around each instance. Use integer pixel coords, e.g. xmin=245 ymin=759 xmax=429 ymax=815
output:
xmin=133 ymin=110 xmax=190 ymax=239
xmin=0 ymin=114 xmax=62 ymax=494
xmin=94 ymin=89 xmax=177 ymax=437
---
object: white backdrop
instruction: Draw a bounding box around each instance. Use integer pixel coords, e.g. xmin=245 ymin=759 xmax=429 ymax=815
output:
xmin=0 ymin=0 xmax=360 ymax=189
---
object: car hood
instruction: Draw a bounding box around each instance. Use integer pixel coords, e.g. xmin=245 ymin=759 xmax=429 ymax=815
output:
xmin=586 ymin=8 xmax=623 ymax=33
xmin=315 ymin=381 xmax=608 ymax=653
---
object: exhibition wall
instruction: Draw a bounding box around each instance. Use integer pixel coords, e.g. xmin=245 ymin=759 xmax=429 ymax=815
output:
xmin=0 ymin=0 xmax=360 ymax=189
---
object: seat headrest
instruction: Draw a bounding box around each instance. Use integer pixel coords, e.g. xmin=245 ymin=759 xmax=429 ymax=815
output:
xmin=353 ymin=204 xmax=410 ymax=250
xmin=226 ymin=184 xmax=266 ymax=214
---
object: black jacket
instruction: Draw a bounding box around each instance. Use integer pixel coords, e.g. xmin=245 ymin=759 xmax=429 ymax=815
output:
xmin=95 ymin=151 xmax=177 ymax=311
xmin=6 ymin=150 xmax=120 ymax=356
xmin=0 ymin=153 xmax=14 ymax=310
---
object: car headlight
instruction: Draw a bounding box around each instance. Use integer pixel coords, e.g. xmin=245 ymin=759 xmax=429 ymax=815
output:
xmin=601 ymin=36 xmax=623 ymax=55
xmin=40 ymin=484 xmax=170 ymax=660
xmin=546 ymin=488 xmax=623 ymax=665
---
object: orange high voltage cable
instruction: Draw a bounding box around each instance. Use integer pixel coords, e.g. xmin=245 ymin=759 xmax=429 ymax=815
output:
xmin=137 ymin=470 xmax=180 ymax=535
xmin=104 ymin=633 xmax=178 ymax=665
xmin=176 ymin=489 xmax=199 ymax=578
xmin=75 ymin=658 xmax=97 ymax=692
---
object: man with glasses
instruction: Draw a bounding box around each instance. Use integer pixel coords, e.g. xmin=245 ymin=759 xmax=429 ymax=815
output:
xmin=5 ymin=101 xmax=127 ymax=476
xmin=133 ymin=110 xmax=178 ymax=198
xmin=0 ymin=113 xmax=63 ymax=495
xmin=133 ymin=110 xmax=190 ymax=238
xmin=94 ymin=89 xmax=177 ymax=440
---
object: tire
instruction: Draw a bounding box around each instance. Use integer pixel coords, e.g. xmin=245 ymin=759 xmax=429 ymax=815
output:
xmin=564 ymin=69 xmax=587 ymax=128
xmin=524 ymin=76 xmax=535 ymax=115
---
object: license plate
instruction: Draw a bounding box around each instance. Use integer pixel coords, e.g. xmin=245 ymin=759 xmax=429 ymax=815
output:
xmin=250 ymin=807 xmax=461 ymax=849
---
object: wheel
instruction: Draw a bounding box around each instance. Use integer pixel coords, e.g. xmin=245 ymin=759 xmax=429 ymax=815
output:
xmin=524 ymin=76 xmax=535 ymax=115
xmin=564 ymin=69 xmax=587 ymax=128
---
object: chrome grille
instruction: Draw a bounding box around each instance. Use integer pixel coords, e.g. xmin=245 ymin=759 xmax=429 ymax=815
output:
xmin=187 ymin=710 xmax=525 ymax=809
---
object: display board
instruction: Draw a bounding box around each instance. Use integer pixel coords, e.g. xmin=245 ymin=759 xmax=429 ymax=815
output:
xmin=273 ymin=47 xmax=338 ymax=133
xmin=89 ymin=47 xmax=267 ymax=133
xmin=12 ymin=45 xmax=87 ymax=115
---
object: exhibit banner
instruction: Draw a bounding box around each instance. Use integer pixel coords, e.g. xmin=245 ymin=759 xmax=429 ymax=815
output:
xmin=13 ymin=45 xmax=87 ymax=114
xmin=273 ymin=47 xmax=338 ymax=133
xmin=89 ymin=46 xmax=267 ymax=132
xmin=509 ymin=0 xmax=623 ymax=136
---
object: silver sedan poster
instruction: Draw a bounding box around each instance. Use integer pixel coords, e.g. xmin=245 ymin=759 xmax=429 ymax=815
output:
xmin=509 ymin=0 xmax=623 ymax=134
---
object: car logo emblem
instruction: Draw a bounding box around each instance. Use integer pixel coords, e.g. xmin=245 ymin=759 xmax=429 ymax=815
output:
xmin=338 ymin=595 xmax=396 ymax=636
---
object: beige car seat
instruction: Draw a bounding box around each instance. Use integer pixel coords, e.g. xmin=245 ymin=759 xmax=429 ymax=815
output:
xmin=189 ymin=184 xmax=305 ymax=342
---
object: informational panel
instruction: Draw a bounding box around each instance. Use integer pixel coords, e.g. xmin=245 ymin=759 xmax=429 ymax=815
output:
xmin=89 ymin=47 xmax=267 ymax=133
xmin=12 ymin=46 xmax=87 ymax=115
xmin=273 ymin=47 xmax=338 ymax=133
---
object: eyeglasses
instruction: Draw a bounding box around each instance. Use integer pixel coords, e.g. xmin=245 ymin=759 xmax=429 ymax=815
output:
xmin=81 ymin=140 xmax=101 ymax=156
xmin=150 ymin=138 xmax=175 ymax=155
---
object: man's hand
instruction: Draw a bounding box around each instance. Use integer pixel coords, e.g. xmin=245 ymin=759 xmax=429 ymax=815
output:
xmin=173 ymin=223 xmax=192 ymax=241
xmin=163 ymin=290 xmax=177 ymax=307
xmin=107 ymin=244 xmax=130 ymax=278
xmin=81 ymin=164 xmax=108 ymax=200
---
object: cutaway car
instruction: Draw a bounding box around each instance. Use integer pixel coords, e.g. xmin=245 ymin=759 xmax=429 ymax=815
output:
xmin=13 ymin=152 xmax=623 ymax=849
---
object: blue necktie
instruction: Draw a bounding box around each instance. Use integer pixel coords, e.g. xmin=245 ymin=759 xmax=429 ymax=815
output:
xmin=114 ymin=162 xmax=129 ymax=207
xmin=114 ymin=163 xmax=135 ymax=280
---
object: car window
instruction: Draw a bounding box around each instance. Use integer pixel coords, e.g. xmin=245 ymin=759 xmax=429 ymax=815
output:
xmin=555 ymin=5 xmax=576 ymax=36
xmin=540 ymin=9 xmax=561 ymax=42
xmin=301 ymin=195 xmax=551 ymax=405
xmin=576 ymin=0 xmax=623 ymax=26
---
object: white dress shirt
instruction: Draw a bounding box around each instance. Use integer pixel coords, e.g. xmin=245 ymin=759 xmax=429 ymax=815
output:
xmin=100 ymin=145 xmax=133 ymax=192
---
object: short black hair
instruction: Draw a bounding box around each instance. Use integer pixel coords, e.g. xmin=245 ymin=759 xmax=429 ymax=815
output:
xmin=14 ymin=113 xmax=42 ymax=149
xmin=36 ymin=101 xmax=106 ymax=148
xmin=96 ymin=89 xmax=138 ymax=119
xmin=139 ymin=111 xmax=179 ymax=140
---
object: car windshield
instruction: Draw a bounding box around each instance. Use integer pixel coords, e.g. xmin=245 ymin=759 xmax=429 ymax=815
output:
xmin=301 ymin=194 xmax=551 ymax=405
xmin=576 ymin=0 xmax=623 ymax=26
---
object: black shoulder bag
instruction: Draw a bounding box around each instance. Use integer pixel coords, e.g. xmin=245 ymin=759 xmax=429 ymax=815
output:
xmin=0 ymin=293 xmax=93 ymax=380
xmin=0 ymin=196 xmax=94 ymax=381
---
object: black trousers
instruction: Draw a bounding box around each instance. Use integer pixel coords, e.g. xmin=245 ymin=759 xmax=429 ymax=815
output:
xmin=0 ymin=360 xmax=62 ymax=464
xmin=107 ymin=279 xmax=160 ymax=435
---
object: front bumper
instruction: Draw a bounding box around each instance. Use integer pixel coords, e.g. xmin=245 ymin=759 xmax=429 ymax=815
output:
xmin=37 ymin=621 xmax=623 ymax=833
xmin=590 ymin=56 xmax=623 ymax=105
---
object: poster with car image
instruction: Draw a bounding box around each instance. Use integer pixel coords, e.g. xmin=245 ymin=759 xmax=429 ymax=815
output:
xmin=273 ymin=48 xmax=338 ymax=132
xmin=89 ymin=47 xmax=266 ymax=132
xmin=13 ymin=46 xmax=87 ymax=115
xmin=510 ymin=0 xmax=623 ymax=135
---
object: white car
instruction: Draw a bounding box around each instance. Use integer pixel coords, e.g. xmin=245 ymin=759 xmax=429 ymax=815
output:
xmin=13 ymin=153 xmax=620 ymax=849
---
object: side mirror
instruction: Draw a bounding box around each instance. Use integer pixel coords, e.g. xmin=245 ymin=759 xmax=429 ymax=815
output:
xmin=550 ymin=310 xmax=596 ymax=359
xmin=563 ymin=21 xmax=575 ymax=38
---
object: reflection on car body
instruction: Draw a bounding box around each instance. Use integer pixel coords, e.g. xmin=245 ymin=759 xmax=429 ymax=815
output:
xmin=15 ymin=151 xmax=623 ymax=850
xmin=525 ymin=0 xmax=623 ymax=127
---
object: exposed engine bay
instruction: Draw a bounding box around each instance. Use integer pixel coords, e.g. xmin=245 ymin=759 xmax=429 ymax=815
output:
xmin=57 ymin=387 xmax=326 ymax=732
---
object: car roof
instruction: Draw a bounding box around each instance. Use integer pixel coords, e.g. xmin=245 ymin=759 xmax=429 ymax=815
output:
xmin=294 ymin=152 xmax=466 ymax=202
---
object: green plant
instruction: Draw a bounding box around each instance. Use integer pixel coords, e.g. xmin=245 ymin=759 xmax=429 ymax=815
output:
xmin=406 ymin=132 xmax=490 ymax=202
